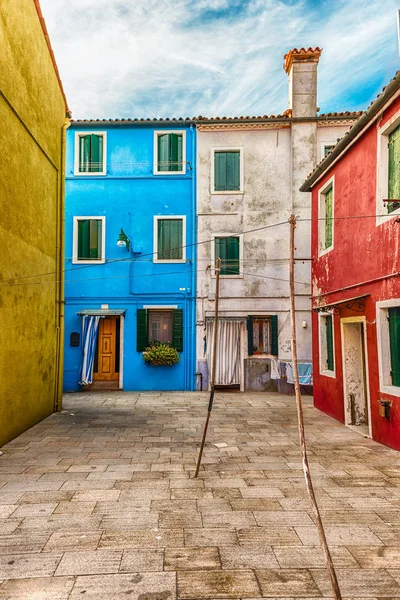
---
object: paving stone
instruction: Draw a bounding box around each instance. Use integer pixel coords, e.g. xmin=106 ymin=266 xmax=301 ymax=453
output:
xmin=274 ymin=545 xmax=357 ymax=568
xmin=93 ymin=500 xmax=151 ymax=514
xmin=159 ymin=511 xmax=202 ymax=529
xmin=0 ymin=532 xmax=50 ymax=555
xmin=0 ymin=576 xmax=75 ymax=599
xmin=184 ymin=528 xmax=238 ymax=547
xmin=230 ymin=498 xmax=282 ymax=511
xmin=120 ymin=549 xmax=164 ymax=572
xmin=240 ymin=487 xmax=285 ymax=498
xmin=11 ymin=503 xmax=57 ymax=518
xmin=219 ymin=545 xmax=279 ymax=569
xmin=349 ymin=546 xmax=400 ymax=568
xmin=99 ymin=529 xmax=184 ymax=549
xmin=43 ymin=531 xmax=102 ymax=552
xmin=237 ymin=527 xmax=300 ymax=545
xmin=54 ymin=501 xmax=96 ymax=515
xmin=0 ymin=553 xmax=62 ymax=579
xmin=254 ymin=510 xmax=314 ymax=526
xmin=177 ymin=569 xmax=260 ymax=598
xmin=165 ymin=547 xmax=220 ymax=570
xmin=100 ymin=513 xmax=159 ymax=530
xmin=311 ymin=568 xmax=400 ymax=596
xmin=203 ymin=511 xmax=257 ymax=528
xmin=0 ymin=506 xmax=17 ymax=519
xmin=256 ymin=568 xmax=322 ymax=597
xmin=295 ymin=525 xmax=384 ymax=546
xmin=55 ymin=549 xmax=122 ymax=576
xmin=369 ymin=525 xmax=400 ymax=545
xmin=69 ymin=572 xmax=176 ymax=600
xmin=72 ymin=489 xmax=121 ymax=502
xmin=0 ymin=520 xmax=20 ymax=535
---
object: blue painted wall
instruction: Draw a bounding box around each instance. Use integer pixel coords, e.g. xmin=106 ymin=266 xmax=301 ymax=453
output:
xmin=64 ymin=123 xmax=196 ymax=391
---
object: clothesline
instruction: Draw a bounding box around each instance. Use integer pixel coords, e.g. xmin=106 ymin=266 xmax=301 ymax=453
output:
xmin=271 ymin=358 xmax=313 ymax=385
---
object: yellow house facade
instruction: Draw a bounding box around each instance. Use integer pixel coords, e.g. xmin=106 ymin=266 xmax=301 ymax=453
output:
xmin=0 ymin=0 xmax=69 ymax=445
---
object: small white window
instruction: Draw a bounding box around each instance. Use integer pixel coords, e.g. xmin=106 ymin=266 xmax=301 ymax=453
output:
xmin=377 ymin=299 xmax=400 ymax=397
xmin=73 ymin=217 xmax=106 ymax=264
xmin=319 ymin=312 xmax=335 ymax=377
xmin=154 ymin=216 xmax=186 ymax=263
xmin=74 ymin=132 xmax=107 ymax=176
xmin=211 ymin=147 xmax=244 ymax=194
xmin=211 ymin=233 xmax=243 ymax=278
xmin=318 ymin=176 xmax=334 ymax=256
xmin=376 ymin=114 xmax=400 ymax=223
xmin=154 ymin=131 xmax=186 ymax=175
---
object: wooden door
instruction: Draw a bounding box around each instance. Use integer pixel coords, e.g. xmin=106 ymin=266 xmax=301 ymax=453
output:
xmin=93 ymin=317 xmax=119 ymax=381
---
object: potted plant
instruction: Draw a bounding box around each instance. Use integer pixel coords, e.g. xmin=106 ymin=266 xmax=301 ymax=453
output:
xmin=142 ymin=341 xmax=180 ymax=367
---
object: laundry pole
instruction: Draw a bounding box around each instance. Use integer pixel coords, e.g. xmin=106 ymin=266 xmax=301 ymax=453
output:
xmin=194 ymin=257 xmax=221 ymax=478
xmin=289 ymin=214 xmax=342 ymax=600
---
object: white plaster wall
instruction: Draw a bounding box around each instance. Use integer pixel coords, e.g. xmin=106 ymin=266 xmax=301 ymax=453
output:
xmin=196 ymin=122 xmax=353 ymax=382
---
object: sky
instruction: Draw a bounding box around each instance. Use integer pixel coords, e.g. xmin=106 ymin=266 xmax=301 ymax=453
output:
xmin=40 ymin=0 xmax=400 ymax=119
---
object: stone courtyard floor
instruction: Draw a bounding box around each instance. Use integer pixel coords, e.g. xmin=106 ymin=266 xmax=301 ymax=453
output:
xmin=0 ymin=392 xmax=400 ymax=599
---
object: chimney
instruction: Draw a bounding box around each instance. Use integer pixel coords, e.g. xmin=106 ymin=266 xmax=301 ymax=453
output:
xmin=283 ymin=47 xmax=322 ymax=118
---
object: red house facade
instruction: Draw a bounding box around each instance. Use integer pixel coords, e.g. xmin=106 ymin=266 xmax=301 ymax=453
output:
xmin=301 ymin=72 xmax=400 ymax=452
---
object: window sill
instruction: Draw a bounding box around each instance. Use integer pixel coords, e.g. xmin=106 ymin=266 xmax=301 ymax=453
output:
xmin=74 ymin=171 xmax=107 ymax=177
xmin=379 ymin=384 xmax=400 ymax=398
xmin=153 ymin=259 xmax=187 ymax=264
xmin=154 ymin=170 xmax=186 ymax=176
xmin=212 ymin=274 xmax=243 ymax=279
xmin=320 ymin=368 xmax=336 ymax=379
xmin=318 ymin=246 xmax=334 ymax=258
xmin=248 ymin=354 xmax=276 ymax=359
xmin=211 ymin=190 xmax=244 ymax=195
xmin=72 ymin=259 xmax=105 ymax=265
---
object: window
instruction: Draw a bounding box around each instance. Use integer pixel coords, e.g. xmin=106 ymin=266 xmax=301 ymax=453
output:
xmin=215 ymin=236 xmax=240 ymax=276
xmin=74 ymin=132 xmax=106 ymax=175
xmin=154 ymin=131 xmax=186 ymax=174
xmin=212 ymin=148 xmax=243 ymax=193
xmin=137 ymin=308 xmax=183 ymax=351
xmin=388 ymin=126 xmax=400 ymax=214
xmin=154 ymin=216 xmax=186 ymax=262
xmin=324 ymin=144 xmax=335 ymax=157
xmin=73 ymin=217 xmax=105 ymax=264
xmin=247 ymin=316 xmax=278 ymax=356
xmin=388 ymin=307 xmax=400 ymax=386
xmin=318 ymin=177 xmax=334 ymax=255
xmin=319 ymin=313 xmax=335 ymax=376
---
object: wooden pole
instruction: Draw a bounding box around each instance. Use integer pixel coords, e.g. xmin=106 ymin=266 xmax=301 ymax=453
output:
xmin=194 ymin=257 xmax=221 ymax=478
xmin=288 ymin=214 xmax=342 ymax=600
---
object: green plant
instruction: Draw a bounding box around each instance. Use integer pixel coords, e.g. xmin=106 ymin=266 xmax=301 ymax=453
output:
xmin=142 ymin=342 xmax=180 ymax=366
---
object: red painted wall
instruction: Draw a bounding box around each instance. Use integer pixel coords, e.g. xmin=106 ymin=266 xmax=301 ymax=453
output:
xmin=311 ymin=96 xmax=400 ymax=451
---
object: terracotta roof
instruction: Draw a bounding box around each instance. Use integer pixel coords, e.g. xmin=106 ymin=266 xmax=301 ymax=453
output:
xmin=70 ymin=111 xmax=361 ymax=125
xmin=300 ymin=71 xmax=400 ymax=192
xmin=283 ymin=47 xmax=322 ymax=74
xmin=33 ymin=0 xmax=70 ymax=116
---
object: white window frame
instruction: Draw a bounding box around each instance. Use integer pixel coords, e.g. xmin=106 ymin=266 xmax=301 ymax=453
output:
xmin=74 ymin=131 xmax=107 ymax=176
xmin=211 ymin=147 xmax=244 ymax=194
xmin=319 ymin=311 xmax=336 ymax=378
xmin=320 ymin=142 xmax=336 ymax=161
xmin=153 ymin=130 xmax=186 ymax=175
xmin=376 ymin=110 xmax=400 ymax=225
xmin=153 ymin=216 xmax=186 ymax=263
xmin=376 ymin=298 xmax=400 ymax=397
xmin=318 ymin=175 xmax=335 ymax=257
xmin=73 ymin=216 xmax=106 ymax=265
xmin=211 ymin=233 xmax=243 ymax=278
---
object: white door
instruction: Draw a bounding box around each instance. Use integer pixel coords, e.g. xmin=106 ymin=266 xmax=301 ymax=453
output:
xmin=341 ymin=319 xmax=370 ymax=435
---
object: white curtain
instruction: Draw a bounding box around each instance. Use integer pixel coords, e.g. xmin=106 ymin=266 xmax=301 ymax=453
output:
xmin=79 ymin=316 xmax=100 ymax=385
xmin=206 ymin=319 xmax=241 ymax=385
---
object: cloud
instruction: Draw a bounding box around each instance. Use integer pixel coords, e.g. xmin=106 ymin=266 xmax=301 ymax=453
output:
xmin=40 ymin=0 xmax=400 ymax=118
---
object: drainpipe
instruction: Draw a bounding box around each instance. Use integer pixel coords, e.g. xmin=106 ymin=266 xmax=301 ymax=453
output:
xmin=54 ymin=118 xmax=69 ymax=412
xmin=190 ymin=124 xmax=197 ymax=391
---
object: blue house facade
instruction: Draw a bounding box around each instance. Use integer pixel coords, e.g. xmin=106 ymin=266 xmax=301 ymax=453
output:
xmin=63 ymin=120 xmax=196 ymax=392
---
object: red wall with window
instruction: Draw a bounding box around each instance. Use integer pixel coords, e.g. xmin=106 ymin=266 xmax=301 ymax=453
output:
xmin=311 ymin=95 xmax=400 ymax=451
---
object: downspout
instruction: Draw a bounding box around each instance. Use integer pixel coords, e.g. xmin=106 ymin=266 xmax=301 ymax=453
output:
xmin=55 ymin=118 xmax=69 ymax=412
xmin=190 ymin=124 xmax=197 ymax=391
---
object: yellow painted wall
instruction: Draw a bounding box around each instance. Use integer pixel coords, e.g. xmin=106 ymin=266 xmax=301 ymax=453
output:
xmin=0 ymin=0 xmax=67 ymax=445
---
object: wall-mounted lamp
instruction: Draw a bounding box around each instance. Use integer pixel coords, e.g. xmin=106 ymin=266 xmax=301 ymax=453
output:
xmin=117 ymin=228 xmax=131 ymax=252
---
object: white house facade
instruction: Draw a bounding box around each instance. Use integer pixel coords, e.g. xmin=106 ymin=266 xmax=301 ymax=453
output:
xmin=195 ymin=47 xmax=361 ymax=391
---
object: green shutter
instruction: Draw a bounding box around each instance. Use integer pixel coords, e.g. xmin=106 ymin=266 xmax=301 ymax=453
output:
xmin=79 ymin=135 xmax=91 ymax=172
xmin=247 ymin=316 xmax=254 ymax=356
xmin=214 ymin=151 xmax=240 ymax=191
xmin=170 ymin=133 xmax=182 ymax=172
xmin=78 ymin=219 xmax=90 ymax=259
xmin=158 ymin=219 xmax=183 ymax=260
xmin=137 ymin=309 xmax=148 ymax=351
xmin=216 ymin=237 xmax=239 ymax=275
xmin=173 ymin=309 xmax=183 ymax=352
xmin=90 ymin=134 xmax=103 ymax=172
xmin=326 ymin=315 xmax=334 ymax=371
xmin=388 ymin=126 xmax=400 ymax=213
xmin=157 ymin=133 xmax=182 ymax=172
xmin=270 ymin=315 xmax=278 ymax=356
xmin=325 ymin=187 xmax=333 ymax=248
xmin=388 ymin=307 xmax=400 ymax=386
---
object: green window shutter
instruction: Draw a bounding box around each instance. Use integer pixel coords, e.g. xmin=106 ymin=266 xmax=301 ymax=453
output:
xmin=137 ymin=309 xmax=148 ymax=351
xmin=158 ymin=219 xmax=183 ymax=260
xmin=325 ymin=187 xmax=333 ymax=248
xmin=157 ymin=133 xmax=183 ymax=172
xmin=157 ymin=134 xmax=169 ymax=172
xmin=170 ymin=134 xmax=183 ymax=172
xmin=173 ymin=309 xmax=183 ymax=352
xmin=90 ymin=134 xmax=103 ymax=172
xmin=388 ymin=126 xmax=400 ymax=213
xmin=77 ymin=219 xmax=90 ymax=259
xmin=388 ymin=307 xmax=400 ymax=386
xmin=89 ymin=219 xmax=102 ymax=259
xmin=326 ymin=315 xmax=334 ymax=371
xmin=215 ymin=237 xmax=227 ymax=274
xmin=215 ymin=237 xmax=240 ymax=275
xmin=79 ymin=135 xmax=91 ymax=172
xmin=214 ymin=151 xmax=240 ymax=191
xmin=270 ymin=315 xmax=278 ymax=356
xmin=247 ymin=316 xmax=254 ymax=356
